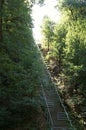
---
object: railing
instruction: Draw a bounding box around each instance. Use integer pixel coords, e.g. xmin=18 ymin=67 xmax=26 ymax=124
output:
xmin=40 ymin=84 xmax=53 ymax=130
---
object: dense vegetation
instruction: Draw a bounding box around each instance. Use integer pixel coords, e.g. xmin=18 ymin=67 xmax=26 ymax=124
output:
xmin=0 ymin=0 xmax=48 ymax=129
xmin=41 ymin=0 xmax=86 ymax=130
xmin=0 ymin=0 xmax=86 ymax=129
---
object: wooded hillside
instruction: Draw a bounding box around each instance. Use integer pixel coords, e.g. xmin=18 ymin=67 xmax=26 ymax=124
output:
xmin=0 ymin=0 xmax=47 ymax=129
xmin=41 ymin=0 xmax=86 ymax=130
xmin=0 ymin=0 xmax=86 ymax=130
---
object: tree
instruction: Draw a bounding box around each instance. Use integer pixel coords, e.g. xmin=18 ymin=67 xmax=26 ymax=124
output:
xmin=0 ymin=0 xmax=46 ymax=129
xmin=41 ymin=16 xmax=55 ymax=51
xmin=0 ymin=0 xmax=4 ymax=42
xmin=52 ymin=23 xmax=67 ymax=73
xmin=56 ymin=0 xmax=86 ymax=129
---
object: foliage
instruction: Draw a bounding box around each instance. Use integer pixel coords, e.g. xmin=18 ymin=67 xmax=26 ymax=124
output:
xmin=41 ymin=0 xmax=86 ymax=129
xmin=0 ymin=0 xmax=46 ymax=129
xmin=41 ymin=16 xmax=55 ymax=51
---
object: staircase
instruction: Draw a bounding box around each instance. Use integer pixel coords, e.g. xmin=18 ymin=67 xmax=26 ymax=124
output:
xmin=40 ymin=85 xmax=74 ymax=130
xmin=36 ymin=44 xmax=74 ymax=130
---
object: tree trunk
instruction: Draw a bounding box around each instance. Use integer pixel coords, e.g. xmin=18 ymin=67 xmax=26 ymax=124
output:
xmin=0 ymin=0 xmax=4 ymax=43
xmin=47 ymin=38 xmax=49 ymax=52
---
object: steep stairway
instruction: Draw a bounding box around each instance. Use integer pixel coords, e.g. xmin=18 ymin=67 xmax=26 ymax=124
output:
xmin=36 ymin=44 xmax=74 ymax=130
xmin=41 ymin=85 xmax=73 ymax=130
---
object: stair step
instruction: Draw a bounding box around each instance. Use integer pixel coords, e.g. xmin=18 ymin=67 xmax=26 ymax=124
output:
xmin=47 ymin=101 xmax=54 ymax=105
xmin=45 ymin=89 xmax=55 ymax=92
xmin=47 ymin=99 xmax=54 ymax=101
xmin=47 ymin=101 xmax=54 ymax=107
xmin=57 ymin=112 xmax=67 ymax=120
xmin=45 ymin=92 xmax=57 ymax=96
xmin=53 ymin=127 xmax=69 ymax=130
xmin=47 ymin=99 xmax=59 ymax=102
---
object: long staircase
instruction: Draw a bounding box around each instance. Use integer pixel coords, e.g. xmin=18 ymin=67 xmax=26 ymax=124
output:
xmin=36 ymin=44 xmax=75 ymax=130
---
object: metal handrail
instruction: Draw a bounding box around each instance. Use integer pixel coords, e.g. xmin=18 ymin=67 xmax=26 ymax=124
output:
xmin=41 ymin=84 xmax=53 ymax=130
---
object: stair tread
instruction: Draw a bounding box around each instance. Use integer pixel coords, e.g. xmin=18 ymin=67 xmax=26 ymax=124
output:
xmin=57 ymin=112 xmax=67 ymax=120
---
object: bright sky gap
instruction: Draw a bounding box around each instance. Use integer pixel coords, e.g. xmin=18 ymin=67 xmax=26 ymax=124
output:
xmin=32 ymin=0 xmax=61 ymax=42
